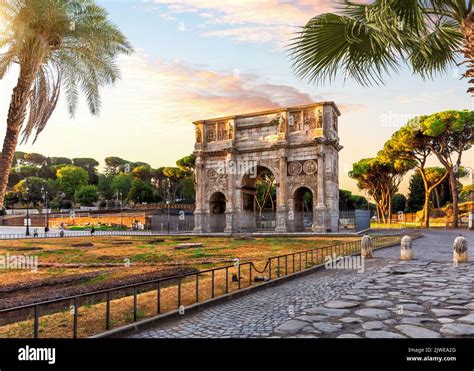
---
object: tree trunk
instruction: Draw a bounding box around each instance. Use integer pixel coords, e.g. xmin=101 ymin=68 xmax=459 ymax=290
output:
xmin=423 ymin=191 xmax=431 ymax=228
xmin=388 ymin=194 xmax=392 ymax=225
xmin=0 ymin=62 xmax=40 ymax=209
xmin=448 ymin=168 xmax=459 ymax=228
xmin=434 ymin=187 xmax=440 ymax=208
xmin=462 ymin=12 xmax=474 ymax=94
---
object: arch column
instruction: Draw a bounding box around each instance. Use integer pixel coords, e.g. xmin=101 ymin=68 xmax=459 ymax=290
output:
xmin=193 ymin=154 xmax=208 ymax=233
xmin=275 ymin=150 xmax=288 ymax=232
xmin=224 ymin=152 xmax=237 ymax=233
xmin=314 ymin=154 xmax=328 ymax=232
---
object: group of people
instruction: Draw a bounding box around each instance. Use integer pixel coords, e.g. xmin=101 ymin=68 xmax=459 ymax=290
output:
xmin=32 ymin=226 xmax=49 ymax=237
xmin=31 ymin=225 xmax=96 ymax=237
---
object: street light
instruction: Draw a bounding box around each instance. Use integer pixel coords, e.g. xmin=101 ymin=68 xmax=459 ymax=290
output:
xmin=465 ymin=166 xmax=473 ymax=229
xmin=41 ymin=186 xmax=49 ymax=229
xmin=166 ymin=178 xmax=172 ymax=234
xmin=119 ymin=191 xmax=123 ymax=229
xmin=25 ymin=186 xmax=30 ymax=236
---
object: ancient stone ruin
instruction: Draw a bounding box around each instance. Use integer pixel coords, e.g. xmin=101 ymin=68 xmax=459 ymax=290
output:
xmin=193 ymin=102 xmax=342 ymax=233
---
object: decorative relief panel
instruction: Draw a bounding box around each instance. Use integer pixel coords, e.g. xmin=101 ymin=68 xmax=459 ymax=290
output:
xmin=195 ymin=127 xmax=202 ymax=143
xmin=288 ymin=159 xmax=319 ymax=176
xmin=288 ymin=112 xmax=302 ymax=132
xmin=302 ymin=159 xmax=318 ymax=175
xmin=207 ymin=168 xmax=218 ymax=182
xmin=288 ymin=161 xmax=302 ymax=176
xmin=332 ymin=110 xmax=338 ymax=131
xmin=206 ymin=125 xmax=216 ymax=142
xmin=303 ymin=109 xmax=317 ymax=130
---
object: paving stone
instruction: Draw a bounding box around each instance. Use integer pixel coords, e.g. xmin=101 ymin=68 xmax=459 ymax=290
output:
xmin=274 ymin=320 xmax=307 ymax=335
xmin=398 ymin=303 xmax=425 ymax=311
xmin=340 ymin=295 xmax=362 ymax=301
xmin=401 ymin=318 xmax=436 ymax=325
xmin=437 ymin=318 xmax=455 ymax=324
xmin=295 ymin=315 xmax=328 ymax=322
xmin=302 ymin=325 xmax=321 ymax=334
xmin=431 ymin=309 xmax=463 ymax=317
xmin=365 ymin=331 xmax=406 ymax=338
xmin=362 ymin=321 xmax=385 ymax=330
xmin=311 ymin=322 xmax=343 ymax=333
xmin=446 ymin=299 xmax=470 ymax=305
xmin=324 ymin=300 xmax=360 ymax=309
xmin=304 ymin=307 xmax=350 ymax=317
xmin=355 ymin=309 xmax=392 ymax=320
xmin=395 ymin=325 xmax=441 ymax=338
xmin=340 ymin=317 xmax=363 ymax=324
xmin=458 ymin=313 xmax=474 ymax=324
xmin=440 ymin=323 xmax=474 ymax=336
xmin=423 ymin=291 xmax=454 ymax=297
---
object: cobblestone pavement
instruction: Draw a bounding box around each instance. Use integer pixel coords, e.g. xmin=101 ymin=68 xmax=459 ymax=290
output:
xmin=129 ymin=229 xmax=473 ymax=338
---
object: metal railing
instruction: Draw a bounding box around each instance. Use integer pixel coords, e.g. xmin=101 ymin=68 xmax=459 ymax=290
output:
xmin=0 ymin=231 xmax=421 ymax=338
xmin=0 ymin=230 xmax=162 ymax=240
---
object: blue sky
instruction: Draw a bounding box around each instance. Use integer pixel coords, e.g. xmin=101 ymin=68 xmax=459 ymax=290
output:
xmin=0 ymin=0 xmax=472 ymax=194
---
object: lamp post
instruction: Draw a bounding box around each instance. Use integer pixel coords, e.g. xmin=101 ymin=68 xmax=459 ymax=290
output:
xmin=41 ymin=186 xmax=49 ymax=228
xmin=119 ymin=191 xmax=123 ymax=229
xmin=166 ymin=178 xmax=171 ymax=234
xmin=25 ymin=186 xmax=30 ymax=236
xmin=465 ymin=166 xmax=473 ymax=230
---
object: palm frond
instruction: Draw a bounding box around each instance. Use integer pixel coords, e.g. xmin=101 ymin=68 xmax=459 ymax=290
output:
xmin=21 ymin=64 xmax=61 ymax=144
xmin=289 ymin=13 xmax=401 ymax=86
xmin=407 ymin=18 xmax=462 ymax=79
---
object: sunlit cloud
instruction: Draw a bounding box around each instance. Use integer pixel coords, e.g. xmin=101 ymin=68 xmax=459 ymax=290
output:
xmin=153 ymin=0 xmax=339 ymax=45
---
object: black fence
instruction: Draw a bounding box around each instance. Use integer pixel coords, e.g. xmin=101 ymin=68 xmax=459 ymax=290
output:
xmin=339 ymin=210 xmax=371 ymax=232
xmin=0 ymin=231 xmax=421 ymax=338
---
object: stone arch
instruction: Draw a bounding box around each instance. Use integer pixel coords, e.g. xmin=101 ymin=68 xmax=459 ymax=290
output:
xmin=291 ymin=185 xmax=316 ymax=231
xmin=239 ymin=164 xmax=278 ymax=231
xmin=209 ymin=191 xmax=226 ymax=232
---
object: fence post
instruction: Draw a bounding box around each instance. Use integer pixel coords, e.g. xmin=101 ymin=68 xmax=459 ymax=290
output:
xmin=34 ymin=305 xmax=40 ymax=339
xmin=106 ymin=292 xmax=111 ymax=330
xmin=73 ymin=298 xmax=78 ymax=338
xmin=196 ymin=274 xmax=199 ymax=302
xmin=133 ymin=287 xmax=138 ymax=322
xmin=157 ymin=282 xmax=161 ymax=314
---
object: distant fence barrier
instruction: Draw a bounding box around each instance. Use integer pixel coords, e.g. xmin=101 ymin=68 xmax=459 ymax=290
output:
xmin=0 ymin=231 xmax=421 ymax=338
xmin=0 ymin=230 xmax=164 ymax=240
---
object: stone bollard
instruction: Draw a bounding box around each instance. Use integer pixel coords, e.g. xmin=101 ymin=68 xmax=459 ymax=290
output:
xmin=361 ymin=235 xmax=373 ymax=259
xmin=400 ymin=235 xmax=413 ymax=260
xmin=453 ymin=235 xmax=469 ymax=264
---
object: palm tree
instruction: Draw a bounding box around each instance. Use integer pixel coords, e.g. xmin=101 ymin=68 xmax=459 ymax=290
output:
xmin=290 ymin=0 xmax=470 ymax=90
xmin=0 ymin=0 xmax=132 ymax=208
xmin=290 ymin=0 xmax=473 ymax=228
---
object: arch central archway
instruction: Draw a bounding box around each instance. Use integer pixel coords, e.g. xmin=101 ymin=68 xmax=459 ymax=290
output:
xmin=209 ymin=191 xmax=226 ymax=232
xmin=240 ymin=165 xmax=277 ymax=231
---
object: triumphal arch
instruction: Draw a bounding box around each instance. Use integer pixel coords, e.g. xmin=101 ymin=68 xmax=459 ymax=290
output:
xmin=193 ymin=102 xmax=342 ymax=233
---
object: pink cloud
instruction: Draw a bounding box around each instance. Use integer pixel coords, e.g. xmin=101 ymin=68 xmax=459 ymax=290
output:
xmin=153 ymin=0 xmax=339 ymax=44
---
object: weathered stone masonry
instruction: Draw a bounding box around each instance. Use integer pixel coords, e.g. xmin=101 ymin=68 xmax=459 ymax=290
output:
xmin=193 ymin=102 xmax=342 ymax=233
